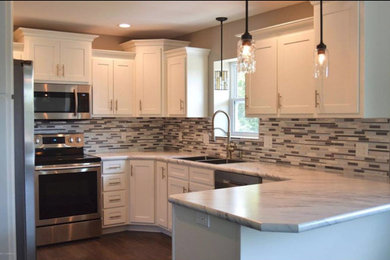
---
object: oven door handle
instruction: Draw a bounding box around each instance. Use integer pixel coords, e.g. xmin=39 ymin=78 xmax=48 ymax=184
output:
xmin=35 ymin=163 xmax=101 ymax=171
xmin=74 ymin=88 xmax=78 ymax=116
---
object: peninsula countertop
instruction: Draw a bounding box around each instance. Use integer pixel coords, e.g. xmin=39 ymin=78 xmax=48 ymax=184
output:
xmin=93 ymin=151 xmax=390 ymax=233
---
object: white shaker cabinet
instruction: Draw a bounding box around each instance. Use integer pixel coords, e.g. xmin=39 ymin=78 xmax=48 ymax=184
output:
xmin=13 ymin=42 xmax=24 ymax=59
xmin=92 ymin=50 xmax=135 ymax=117
xmin=129 ymin=160 xmax=155 ymax=224
xmin=165 ymin=47 xmax=210 ymax=117
xmin=167 ymin=177 xmax=188 ymax=230
xmin=121 ymin=39 xmax=190 ymax=116
xmin=14 ymin=28 xmax=97 ymax=84
xmin=156 ymin=161 xmax=168 ymax=228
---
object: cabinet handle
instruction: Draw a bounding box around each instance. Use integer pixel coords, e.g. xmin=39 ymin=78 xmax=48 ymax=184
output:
xmin=109 ymin=215 xmax=121 ymax=220
xmin=139 ymin=100 xmax=142 ymax=112
xmin=161 ymin=167 xmax=165 ymax=179
xmin=180 ymin=99 xmax=184 ymax=111
xmin=110 ymin=100 xmax=113 ymax=111
xmin=116 ymin=100 xmax=118 ymax=111
xmin=108 ymin=181 xmax=121 ymax=185
xmin=62 ymin=64 xmax=65 ymax=77
xmin=315 ymin=90 xmax=320 ymax=108
xmin=56 ymin=64 xmax=60 ymax=76
xmin=182 ymin=187 xmax=187 ymax=193
xmin=109 ymin=198 xmax=121 ymax=202
xmin=277 ymin=93 xmax=282 ymax=109
xmin=107 ymin=165 xmax=121 ymax=170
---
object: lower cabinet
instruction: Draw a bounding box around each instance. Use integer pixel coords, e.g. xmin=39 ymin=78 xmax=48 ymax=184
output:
xmin=129 ymin=160 xmax=155 ymax=224
xmin=156 ymin=161 xmax=168 ymax=228
xmin=168 ymin=177 xmax=189 ymax=230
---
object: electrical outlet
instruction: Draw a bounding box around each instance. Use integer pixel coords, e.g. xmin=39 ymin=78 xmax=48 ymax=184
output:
xmin=356 ymin=143 xmax=369 ymax=157
xmin=178 ymin=132 xmax=182 ymax=141
xmin=196 ymin=212 xmax=210 ymax=228
xmin=121 ymin=132 xmax=127 ymax=141
xmin=203 ymin=132 xmax=209 ymax=145
xmin=264 ymin=135 xmax=273 ymax=149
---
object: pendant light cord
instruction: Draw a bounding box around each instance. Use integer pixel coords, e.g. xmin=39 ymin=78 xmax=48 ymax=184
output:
xmin=320 ymin=0 xmax=323 ymax=44
xmin=220 ymin=20 xmax=223 ymax=77
xmin=245 ymin=0 xmax=249 ymax=34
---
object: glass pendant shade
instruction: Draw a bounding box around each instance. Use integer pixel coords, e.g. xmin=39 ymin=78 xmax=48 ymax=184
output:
xmin=237 ymin=37 xmax=256 ymax=73
xmin=314 ymin=45 xmax=329 ymax=78
xmin=215 ymin=70 xmax=229 ymax=90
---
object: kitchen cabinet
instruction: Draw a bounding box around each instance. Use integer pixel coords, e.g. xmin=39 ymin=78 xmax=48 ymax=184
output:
xmin=13 ymin=42 xmax=23 ymax=59
xmin=14 ymin=28 xmax=97 ymax=84
xmin=246 ymin=19 xmax=314 ymax=117
xmin=92 ymin=50 xmax=135 ymax=117
xmin=156 ymin=161 xmax=168 ymax=228
xmin=101 ymin=160 xmax=129 ymax=227
xmin=168 ymin=177 xmax=188 ymax=230
xmin=165 ymin=47 xmax=210 ymax=117
xmin=129 ymin=160 xmax=155 ymax=224
xmin=121 ymin=39 xmax=190 ymax=116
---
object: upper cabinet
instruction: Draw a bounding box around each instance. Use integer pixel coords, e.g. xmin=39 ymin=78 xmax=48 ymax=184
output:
xmin=14 ymin=28 xmax=98 ymax=84
xmin=92 ymin=50 xmax=136 ymax=117
xmin=165 ymin=47 xmax=210 ymax=117
xmin=121 ymin=39 xmax=190 ymax=117
xmin=246 ymin=18 xmax=315 ymax=117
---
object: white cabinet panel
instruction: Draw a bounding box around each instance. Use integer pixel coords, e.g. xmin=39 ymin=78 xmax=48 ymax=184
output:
xmin=156 ymin=161 xmax=168 ymax=228
xmin=168 ymin=177 xmax=189 ymax=230
xmin=189 ymin=167 xmax=214 ymax=186
xmin=92 ymin=59 xmax=114 ymax=115
xmin=168 ymin=163 xmax=189 ymax=180
xmin=60 ymin=40 xmax=90 ymax=82
xmin=167 ymin=55 xmax=186 ymax=116
xmin=102 ymin=174 xmax=127 ymax=192
xmin=113 ymin=59 xmax=134 ymax=115
xmin=278 ymin=30 xmax=315 ymax=115
xmin=189 ymin=182 xmax=214 ymax=192
xmin=102 ymin=159 xmax=127 ymax=174
xmin=129 ymin=160 xmax=155 ymax=224
xmin=103 ymin=207 xmax=127 ymax=226
xmin=27 ymin=38 xmax=60 ymax=81
xmin=246 ymin=38 xmax=278 ymax=116
xmin=315 ymin=1 xmax=359 ymax=114
xmin=103 ymin=190 xmax=127 ymax=209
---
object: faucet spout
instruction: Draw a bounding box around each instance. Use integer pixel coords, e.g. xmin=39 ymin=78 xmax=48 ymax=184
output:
xmin=211 ymin=110 xmax=235 ymax=159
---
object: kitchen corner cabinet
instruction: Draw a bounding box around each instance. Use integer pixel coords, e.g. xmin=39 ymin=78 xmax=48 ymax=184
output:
xmin=129 ymin=160 xmax=155 ymax=224
xmin=92 ymin=50 xmax=135 ymax=117
xmin=14 ymin=28 xmax=97 ymax=84
xmin=13 ymin=42 xmax=24 ymax=59
xmin=245 ymin=18 xmax=315 ymax=117
xmin=165 ymin=47 xmax=210 ymax=117
xmin=121 ymin=39 xmax=190 ymax=116
xmin=156 ymin=161 xmax=168 ymax=228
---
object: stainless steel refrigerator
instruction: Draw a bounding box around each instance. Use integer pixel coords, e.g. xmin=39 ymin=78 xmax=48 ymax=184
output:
xmin=14 ymin=60 xmax=35 ymax=260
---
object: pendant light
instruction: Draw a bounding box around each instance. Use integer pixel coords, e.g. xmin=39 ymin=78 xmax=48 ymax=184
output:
xmin=215 ymin=17 xmax=228 ymax=90
xmin=237 ymin=0 xmax=256 ymax=74
xmin=314 ymin=0 xmax=329 ymax=78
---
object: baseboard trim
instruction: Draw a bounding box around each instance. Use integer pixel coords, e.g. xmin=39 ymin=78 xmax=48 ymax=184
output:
xmin=103 ymin=224 xmax=172 ymax=237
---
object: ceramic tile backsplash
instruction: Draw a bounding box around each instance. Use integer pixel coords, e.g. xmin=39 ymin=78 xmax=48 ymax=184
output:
xmin=35 ymin=117 xmax=390 ymax=179
xmin=164 ymin=118 xmax=390 ymax=179
xmin=34 ymin=118 xmax=165 ymax=153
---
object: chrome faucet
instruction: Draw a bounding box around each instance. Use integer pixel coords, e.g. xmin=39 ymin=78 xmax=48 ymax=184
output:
xmin=211 ymin=110 xmax=236 ymax=159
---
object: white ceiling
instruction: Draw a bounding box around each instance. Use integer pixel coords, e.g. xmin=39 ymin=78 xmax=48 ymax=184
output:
xmin=13 ymin=1 xmax=303 ymax=38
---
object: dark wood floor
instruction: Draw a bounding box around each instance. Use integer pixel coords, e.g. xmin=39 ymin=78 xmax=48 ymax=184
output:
xmin=37 ymin=231 xmax=172 ymax=260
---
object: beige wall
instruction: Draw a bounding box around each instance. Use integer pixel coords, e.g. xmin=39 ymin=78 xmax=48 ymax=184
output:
xmin=176 ymin=2 xmax=313 ymax=115
xmin=92 ymin=35 xmax=130 ymax=50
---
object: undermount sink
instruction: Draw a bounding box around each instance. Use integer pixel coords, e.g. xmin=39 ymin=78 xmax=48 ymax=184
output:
xmin=176 ymin=156 xmax=245 ymax=164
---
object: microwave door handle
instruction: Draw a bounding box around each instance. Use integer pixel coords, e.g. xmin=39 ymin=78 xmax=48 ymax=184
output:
xmin=73 ymin=88 xmax=78 ymax=116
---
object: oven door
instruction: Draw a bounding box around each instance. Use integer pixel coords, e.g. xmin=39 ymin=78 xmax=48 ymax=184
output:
xmin=35 ymin=163 xmax=101 ymax=227
xmin=34 ymin=84 xmax=91 ymax=120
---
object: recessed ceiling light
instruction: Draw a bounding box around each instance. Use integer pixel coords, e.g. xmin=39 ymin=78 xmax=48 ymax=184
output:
xmin=118 ymin=23 xmax=131 ymax=28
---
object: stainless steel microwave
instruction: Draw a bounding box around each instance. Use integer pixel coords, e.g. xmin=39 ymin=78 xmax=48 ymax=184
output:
xmin=34 ymin=83 xmax=92 ymax=120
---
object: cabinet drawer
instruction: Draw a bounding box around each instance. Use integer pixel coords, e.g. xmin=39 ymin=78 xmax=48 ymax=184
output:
xmin=103 ymin=207 xmax=127 ymax=226
xmin=103 ymin=160 xmax=127 ymax=174
xmin=103 ymin=190 xmax=127 ymax=209
xmin=102 ymin=174 xmax=127 ymax=191
xmin=189 ymin=167 xmax=214 ymax=186
xmin=168 ymin=163 xmax=189 ymax=180
xmin=189 ymin=182 xmax=214 ymax=192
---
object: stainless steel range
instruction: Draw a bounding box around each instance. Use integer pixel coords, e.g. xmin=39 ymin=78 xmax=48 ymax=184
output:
xmin=34 ymin=133 xmax=102 ymax=246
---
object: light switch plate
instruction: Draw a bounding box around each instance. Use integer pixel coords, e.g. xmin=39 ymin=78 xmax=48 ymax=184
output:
xmin=356 ymin=143 xmax=369 ymax=157
xmin=196 ymin=212 xmax=210 ymax=228
xmin=264 ymin=135 xmax=273 ymax=149
xmin=203 ymin=133 xmax=209 ymax=145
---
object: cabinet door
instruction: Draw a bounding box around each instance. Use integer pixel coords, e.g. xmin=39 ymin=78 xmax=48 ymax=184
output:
xmin=60 ymin=40 xmax=91 ymax=83
xmin=315 ymin=1 xmax=359 ymax=114
xmin=246 ymin=38 xmax=278 ymax=116
xmin=113 ymin=59 xmax=134 ymax=116
xmin=156 ymin=161 xmax=168 ymax=228
xmin=166 ymin=55 xmax=186 ymax=116
xmin=26 ymin=38 xmax=60 ymax=81
xmin=278 ymin=30 xmax=315 ymax=115
xmin=136 ymin=47 xmax=162 ymax=116
xmin=189 ymin=182 xmax=213 ymax=192
xmin=129 ymin=160 xmax=155 ymax=224
xmin=168 ymin=177 xmax=188 ymax=230
xmin=92 ymin=58 xmax=114 ymax=116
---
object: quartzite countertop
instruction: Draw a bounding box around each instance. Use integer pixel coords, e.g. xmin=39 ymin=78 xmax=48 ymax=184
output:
xmin=93 ymin=151 xmax=390 ymax=233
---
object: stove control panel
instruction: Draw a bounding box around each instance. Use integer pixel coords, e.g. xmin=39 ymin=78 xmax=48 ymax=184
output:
xmin=34 ymin=133 xmax=84 ymax=149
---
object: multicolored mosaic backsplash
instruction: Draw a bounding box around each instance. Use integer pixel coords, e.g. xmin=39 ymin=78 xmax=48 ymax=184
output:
xmin=35 ymin=117 xmax=390 ymax=180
